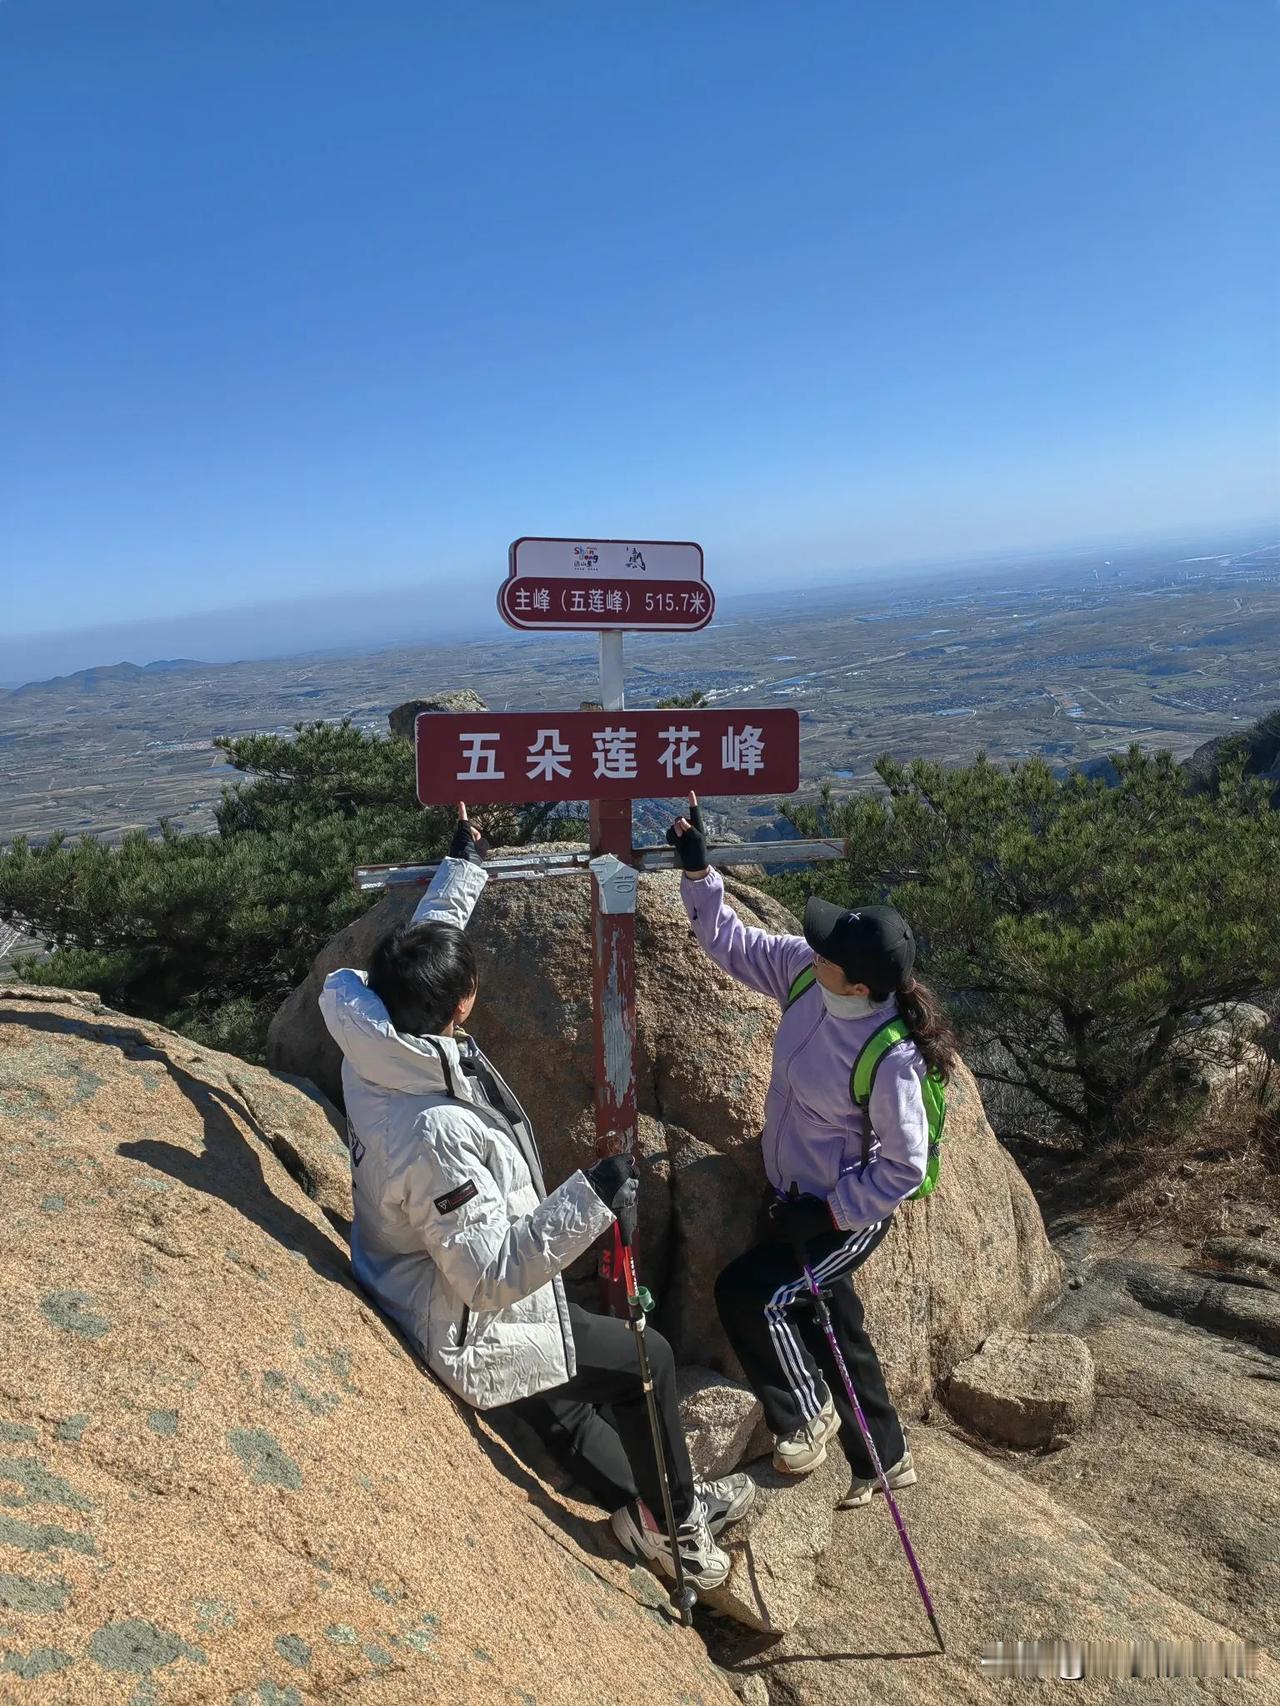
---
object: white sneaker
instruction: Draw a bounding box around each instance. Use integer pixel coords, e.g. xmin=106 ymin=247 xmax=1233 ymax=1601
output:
xmin=772 ymin=1389 xmax=840 ymax=1474
xmin=610 ymin=1495 xmax=731 ymax=1590
xmin=697 ymin=1473 xmax=756 ymax=1535
xmin=837 ymin=1448 xmax=917 ymax=1510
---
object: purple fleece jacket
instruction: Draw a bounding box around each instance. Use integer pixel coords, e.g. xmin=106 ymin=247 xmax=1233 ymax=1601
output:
xmin=681 ymin=869 xmax=929 ymax=1231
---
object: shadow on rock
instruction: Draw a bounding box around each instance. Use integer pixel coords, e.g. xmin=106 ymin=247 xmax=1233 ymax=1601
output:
xmin=714 ymin=1625 xmax=941 ymax=1675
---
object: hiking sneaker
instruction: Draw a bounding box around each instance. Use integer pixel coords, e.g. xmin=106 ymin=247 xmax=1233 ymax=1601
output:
xmin=837 ymin=1448 xmax=917 ymax=1510
xmin=610 ymin=1495 xmax=732 ymax=1590
xmin=697 ymin=1473 xmax=757 ymax=1535
xmin=772 ymin=1389 xmax=840 ymax=1474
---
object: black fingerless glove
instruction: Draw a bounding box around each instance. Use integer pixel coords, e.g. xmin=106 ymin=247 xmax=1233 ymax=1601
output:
xmin=448 ymin=819 xmax=490 ymax=864
xmin=590 ymin=1146 xmax=641 ymax=1241
xmin=586 ymin=1151 xmax=636 ymax=1206
xmin=585 ymin=1153 xmax=640 ymax=1245
xmin=666 ymin=800 xmax=708 ymax=873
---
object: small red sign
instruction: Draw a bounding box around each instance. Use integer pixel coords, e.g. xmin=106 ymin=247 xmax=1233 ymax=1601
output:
xmin=499 ymin=576 xmax=715 ymax=630
xmin=416 ymin=709 xmax=800 ymax=805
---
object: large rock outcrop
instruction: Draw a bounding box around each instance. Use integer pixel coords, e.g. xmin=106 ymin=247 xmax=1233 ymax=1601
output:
xmin=1028 ymin=1232 xmax=1280 ymax=1658
xmin=0 ymin=985 xmax=734 ymax=1705
xmin=268 ymin=866 xmax=1062 ymax=1410
xmin=1182 ymin=710 xmax=1280 ymax=800
xmin=387 ymin=691 xmax=489 ymax=742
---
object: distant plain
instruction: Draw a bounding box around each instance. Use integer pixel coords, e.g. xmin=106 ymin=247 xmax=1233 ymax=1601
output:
xmin=2 ymin=531 xmax=1277 ymax=849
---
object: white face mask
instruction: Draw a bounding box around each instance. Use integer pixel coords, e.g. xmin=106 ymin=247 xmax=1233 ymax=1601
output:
xmin=819 ymin=986 xmax=885 ymax=1020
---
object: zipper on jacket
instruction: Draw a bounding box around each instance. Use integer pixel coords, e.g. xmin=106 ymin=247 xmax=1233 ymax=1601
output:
xmin=458 ymin=1305 xmax=470 ymax=1349
xmin=770 ymin=1005 xmax=826 ymax=1190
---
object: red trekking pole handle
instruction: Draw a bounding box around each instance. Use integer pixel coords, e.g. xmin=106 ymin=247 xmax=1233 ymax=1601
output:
xmin=599 ymin=1223 xmax=633 ymax=1319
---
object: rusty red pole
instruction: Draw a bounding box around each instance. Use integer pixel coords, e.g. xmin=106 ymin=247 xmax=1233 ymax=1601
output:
xmin=590 ymin=633 xmax=638 ymax=1315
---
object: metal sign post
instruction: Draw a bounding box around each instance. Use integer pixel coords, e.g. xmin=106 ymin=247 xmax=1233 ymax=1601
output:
xmin=590 ymin=631 xmax=639 ymax=1310
xmin=590 ymin=631 xmax=637 ymax=1149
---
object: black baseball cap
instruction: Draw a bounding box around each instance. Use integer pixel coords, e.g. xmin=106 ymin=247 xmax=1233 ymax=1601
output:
xmin=802 ymin=899 xmax=916 ymax=992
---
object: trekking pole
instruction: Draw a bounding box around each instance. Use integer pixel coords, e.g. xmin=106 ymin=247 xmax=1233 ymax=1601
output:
xmin=617 ymin=1223 xmax=697 ymax=1628
xmin=802 ymin=1263 xmax=945 ymax=1654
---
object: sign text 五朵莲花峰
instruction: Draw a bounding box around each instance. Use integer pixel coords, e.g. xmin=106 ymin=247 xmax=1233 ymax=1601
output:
xmin=415 ymin=709 xmax=800 ymax=806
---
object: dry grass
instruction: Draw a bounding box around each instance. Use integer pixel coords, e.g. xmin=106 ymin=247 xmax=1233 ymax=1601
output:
xmin=1095 ymin=1054 xmax=1280 ymax=1250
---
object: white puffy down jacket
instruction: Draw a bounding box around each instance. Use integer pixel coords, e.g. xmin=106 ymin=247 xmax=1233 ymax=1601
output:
xmin=318 ymin=857 xmax=614 ymax=1408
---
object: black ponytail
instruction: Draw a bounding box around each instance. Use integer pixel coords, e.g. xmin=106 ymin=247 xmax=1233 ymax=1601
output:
xmin=870 ymin=976 xmax=959 ymax=1081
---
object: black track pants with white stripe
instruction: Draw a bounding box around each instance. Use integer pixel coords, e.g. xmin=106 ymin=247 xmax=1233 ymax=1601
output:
xmin=502 ymin=1302 xmax=697 ymax=1525
xmin=714 ymin=1218 xmax=905 ymax=1477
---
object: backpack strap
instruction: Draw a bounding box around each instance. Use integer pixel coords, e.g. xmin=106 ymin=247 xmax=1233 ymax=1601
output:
xmin=851 ymin=1017 xmax=911 ymax=1105
xmin=784 ymin=965 xmax=818 ymax=1010
xmin=850 ymin=1017 xmax=911 ymax=1168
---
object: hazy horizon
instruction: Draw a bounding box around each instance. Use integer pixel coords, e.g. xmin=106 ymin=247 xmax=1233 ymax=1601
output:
xmin=6 ymin=516 xmax=1278 ymax=688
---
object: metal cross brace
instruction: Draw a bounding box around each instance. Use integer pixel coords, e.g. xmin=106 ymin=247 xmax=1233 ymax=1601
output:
xmin=353 ymin=838 xmax=845 ymax=892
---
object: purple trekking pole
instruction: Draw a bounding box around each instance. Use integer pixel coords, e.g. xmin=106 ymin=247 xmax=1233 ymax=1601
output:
xmin=802 ymin=1263 xmax=946 ymax=1654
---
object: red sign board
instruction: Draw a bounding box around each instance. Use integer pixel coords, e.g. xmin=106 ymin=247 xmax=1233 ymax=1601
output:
xmin=416 ymin=709 xmax=800 ymax=805
xmin=500 ymin=536 xmax=715 ymax=633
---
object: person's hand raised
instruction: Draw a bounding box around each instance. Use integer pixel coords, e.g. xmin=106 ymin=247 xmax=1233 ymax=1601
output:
xmin=666 ymin=792 xmax=709 ymax=876
xmin=448 ymin=801 xmax=490 ymax=865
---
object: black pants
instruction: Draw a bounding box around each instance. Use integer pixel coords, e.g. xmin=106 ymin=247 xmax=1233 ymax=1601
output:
xmin=503 ymin=1302 xmax=697 ymax=1525
xmin=714 ymin=1218 xmax=905 ymax=1478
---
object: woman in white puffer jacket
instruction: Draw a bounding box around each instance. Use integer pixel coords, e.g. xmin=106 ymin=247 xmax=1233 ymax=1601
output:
xmin=318 ymin=809 xmax=753 ymax=1589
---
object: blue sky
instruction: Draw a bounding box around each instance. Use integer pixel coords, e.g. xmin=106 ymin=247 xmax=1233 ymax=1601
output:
xmin=2 ymin=0 xmax=1277 ymax=675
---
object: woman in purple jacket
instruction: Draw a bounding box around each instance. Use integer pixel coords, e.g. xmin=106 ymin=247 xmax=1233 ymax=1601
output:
xmin=667 ymin=795 xmax=958 ymax=1510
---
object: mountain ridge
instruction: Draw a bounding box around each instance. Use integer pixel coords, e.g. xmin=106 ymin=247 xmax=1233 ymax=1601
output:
xmin=9 ymin=658 xmax=208 ymax=697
